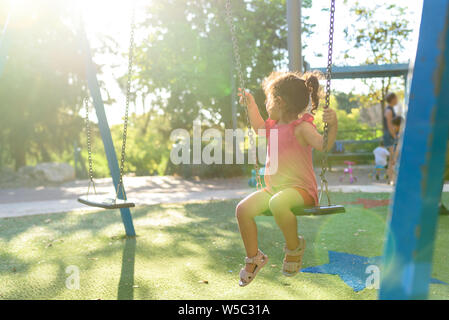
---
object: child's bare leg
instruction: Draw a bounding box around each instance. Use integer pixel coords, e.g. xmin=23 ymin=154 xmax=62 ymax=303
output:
xmin=268 ymin=188 xmax=305 ymax=262
xmin=235 ymin=190 xmax=271 ymax=272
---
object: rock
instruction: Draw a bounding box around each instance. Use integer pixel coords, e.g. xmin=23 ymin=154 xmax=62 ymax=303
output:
xmin=17 ymin=163 xmax=75 ymax=183
xmin=0 ymin=167 xmax=17 ymax=183
xmin=32 ymin=163 xmax=75 ymax=183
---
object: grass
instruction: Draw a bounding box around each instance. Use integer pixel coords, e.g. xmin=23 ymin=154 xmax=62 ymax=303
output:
xmin=0 ymin=192 xmax=448 ymax=300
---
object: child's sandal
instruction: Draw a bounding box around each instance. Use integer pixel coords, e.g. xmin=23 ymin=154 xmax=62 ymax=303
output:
xmin=282 ymin=236 xmax=306 ymax=277
xmin=239 ymin=250 xmax=268 ymax=287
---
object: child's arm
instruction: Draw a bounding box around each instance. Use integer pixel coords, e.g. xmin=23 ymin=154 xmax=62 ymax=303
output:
xmin=238 ymin=89 xmax=265 ymax=131
xmin=297 ymin=109 xmax=338 ymax=152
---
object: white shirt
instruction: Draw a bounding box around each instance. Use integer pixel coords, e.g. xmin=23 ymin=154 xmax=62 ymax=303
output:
xmin=373 ymin=146 xmax=390 ymax=167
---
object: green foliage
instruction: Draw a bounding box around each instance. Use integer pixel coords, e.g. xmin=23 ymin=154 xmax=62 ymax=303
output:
xmin=315 ymin=101 xmax=380 ymax=141
xmin=344 ymin=2 xmax=412 ymax=65
xmin=123 ymin=0 xmax=316 ymax=133
xmin=101 ymin=0 xmax=319 ymax=178
xmin=1 ymin=0 xmax=404 ymax=179
xmin=0 ymin=0 xmax=86 ymax=170
xmin=343 ymin=1 xmax=412 ymax=117
xmin=334 ymin=92 xmax=361 ymax=114
xmin=111 ymin=115 xmax=172 ymax=176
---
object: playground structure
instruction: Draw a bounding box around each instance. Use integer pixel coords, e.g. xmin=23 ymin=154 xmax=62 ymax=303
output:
xmin=0 ymin=0 xmax=448 ymax=300
xmin=339 ymin=161 xmax=357 ymax=184
xmin=228 ymin=0 xmax=346 ymax=217
xmin=286 ymin=0 xmax=449 ymax=299
xmin=76 ymin=14 xmax=136 ymax=236
xmin=379 ymin=0 xmax=449 ymax=299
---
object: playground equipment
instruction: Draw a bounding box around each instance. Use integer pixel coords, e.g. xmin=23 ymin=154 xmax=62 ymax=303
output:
xmin=378 ymin=0 xmax=449 ymax=299
xmin=0 ymin=6 xmax=137 ymax=236
xmin=77 ymin=94 xmax=136 ymax=209
xmin=226 ymin=0 xmax=345 ymax=217
xmin=77 ymin=9 xmax=136 ymax=211
xmin=339 ymin=161 xmax=357 ymax=184
xmin=75 ymin=11 xmax=137 ymax=231
xmin=229 ymin=0 xmax=449 ymax=299
xmin=1 ymin=0 xmax=447 ymax=300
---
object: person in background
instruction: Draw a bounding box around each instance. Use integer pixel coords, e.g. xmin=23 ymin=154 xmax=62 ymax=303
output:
xmin=387 ymin=116 xmax=448 ymax=215
xmin=383 ymin=93 xmax=399 ymax=184
xmin=373 ymin=142 xmax=390 ymax=181
xmin=390 ymin=116 xmax=404 ymax=184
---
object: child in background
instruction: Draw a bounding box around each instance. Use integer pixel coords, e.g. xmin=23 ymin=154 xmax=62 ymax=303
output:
xmin=373 ymin=142 xmax=390 ymax=181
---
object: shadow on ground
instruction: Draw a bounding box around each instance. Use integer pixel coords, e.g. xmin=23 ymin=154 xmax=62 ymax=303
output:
xmin=0 ymin=192 xmax=448 ymax=300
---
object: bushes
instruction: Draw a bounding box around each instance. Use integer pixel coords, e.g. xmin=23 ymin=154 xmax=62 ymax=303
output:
xmin=75 ymin=99 xmax=383 ymax=179
xmin=314 ymin=107 xmax=381 ymax=141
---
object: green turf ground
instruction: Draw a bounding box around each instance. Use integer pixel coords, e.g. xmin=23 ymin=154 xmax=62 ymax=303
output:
xmin=0 ymin=192 xmax=448 ymax=300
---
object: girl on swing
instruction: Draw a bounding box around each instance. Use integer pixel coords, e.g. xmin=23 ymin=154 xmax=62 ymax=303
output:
xmin=236 ymin=71 xmax=338 ymax=287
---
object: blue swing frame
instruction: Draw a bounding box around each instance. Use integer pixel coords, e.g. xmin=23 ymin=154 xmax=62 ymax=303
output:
xmin=379 ymin=0 xmax=449 ymax=299
xmin=78 ymin=20 xmax=136 ymax=237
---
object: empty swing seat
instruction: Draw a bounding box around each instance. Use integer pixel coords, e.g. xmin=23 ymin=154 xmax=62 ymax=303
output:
xmin=78 ymin=195 xmax=135 ymax=209
xmin=263 ymin=205 xmax=345 ymax=217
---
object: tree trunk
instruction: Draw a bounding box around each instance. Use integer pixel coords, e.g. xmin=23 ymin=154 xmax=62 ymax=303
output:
xmin=40 ymin=144 xmax=51 ymax=162
xmin=380 ymin=77 xmax=392 ymax=132
xmin=380 ymin=79 xmax=386 ymax=132
xmin=10 ymin=124 xmax=28 ymax=171
xmin=11 ymin=141 xmax=26 ymax=171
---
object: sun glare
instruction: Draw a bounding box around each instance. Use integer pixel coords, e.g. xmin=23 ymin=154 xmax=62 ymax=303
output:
xmin=80 ymin=0 xmax=136 ymax=35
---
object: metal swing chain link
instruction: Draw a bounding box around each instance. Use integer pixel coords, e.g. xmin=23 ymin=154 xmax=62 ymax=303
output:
xmin=319 ymin=0 xmax=336 ymax=205
xmin=117 ymin=6 xmax=136 ymax=200
xmin=225 ymin=0 xmax=262 ymax=189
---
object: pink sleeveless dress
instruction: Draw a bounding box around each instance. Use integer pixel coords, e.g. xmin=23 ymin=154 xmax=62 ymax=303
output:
xmin=264 ymin=113 xmax=318 ymax=205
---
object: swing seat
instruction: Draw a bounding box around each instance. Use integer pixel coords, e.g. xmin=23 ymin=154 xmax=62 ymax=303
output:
xmin=301 ymin=205 xmax=345 ymax=216
xmin=263 ymin=205 xmax=345 ymax=217
xmin=78 ymin=195 xmax=135 ymax=209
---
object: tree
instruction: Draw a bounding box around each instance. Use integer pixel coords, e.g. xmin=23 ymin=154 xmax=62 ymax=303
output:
xmin=343 ymin=1 xmax=412 ymax=127
xmin=119 ymin=0 xmax=316 ymax=136
xmin=0 ymin=0 xmax=86 ymax=170
xmin=334 ymin=92 xmax=361 ymax=114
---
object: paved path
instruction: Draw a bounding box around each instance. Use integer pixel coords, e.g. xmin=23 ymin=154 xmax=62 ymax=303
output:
xmin=1 ymin=175 xmax=448 ymax=219
xmin=0 ymin=176 xmax=253 ymax=218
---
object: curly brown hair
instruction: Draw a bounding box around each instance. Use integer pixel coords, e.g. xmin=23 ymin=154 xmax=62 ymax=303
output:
xmin=262 ymin=71 xmax=323 ymax=116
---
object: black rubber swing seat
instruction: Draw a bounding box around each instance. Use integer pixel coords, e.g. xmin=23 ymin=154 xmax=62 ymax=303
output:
xmin=78 ymin=195 xmax=135 ymax=209
xmin=262 ymin=205 xmax=345 ymax=217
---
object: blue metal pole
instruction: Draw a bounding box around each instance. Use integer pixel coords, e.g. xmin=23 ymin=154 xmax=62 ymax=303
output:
xmin=287 ymin=0 xmax=302 ymax=72
xmin=0 ymin=9 xmax=12 ymax=78
xmin=79 ymin=21 xmax=136 ymax=237
xmin=379 ymin=0 xmax=449 ymax=299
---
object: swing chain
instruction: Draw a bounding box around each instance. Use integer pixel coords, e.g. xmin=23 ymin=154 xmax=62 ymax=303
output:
xmin=84 ymin=97 xmax=94 ymax=183
xmin=319 ymin=0 xmax=336 ymax=206
xmin=83 ymin=96 xmax=97 ymax=196
xmin=225 ymin=0 xmax=262 ymax=189
xmin=116 ymin=5 xmax=136 ymax=200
